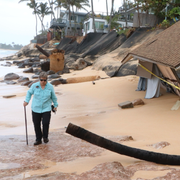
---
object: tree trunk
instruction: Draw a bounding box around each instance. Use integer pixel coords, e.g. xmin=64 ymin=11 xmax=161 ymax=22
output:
xmin=48 ymin=0 xmax=55 ymax=20
xmin=35 ymin=14 xmax=37 ymax=38
xmin=106 ymin=0 xmax=108 ymax=16
xmin=108 ymin=0 xmax=114 ymax=32
xmin=91 ymin=0 xmax=96 ymax=33
xmin=66 ymin=123 xmax=180 ymax=165
xmin=124 ymin=0 xmax=127 ymax=28
xmin=35 ymin=44 xmax=50 ymax=57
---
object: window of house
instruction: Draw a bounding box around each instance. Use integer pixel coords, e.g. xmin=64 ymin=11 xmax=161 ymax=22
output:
xmin=95 ymin=21 xmax=105 ymax=29
xmin=84 ymin=22 xmax=90 ymax=32
xmin=70 ymin=15 xmax=77 ymax=22
xmin=86 ymin=22 xmax=90 ymax=30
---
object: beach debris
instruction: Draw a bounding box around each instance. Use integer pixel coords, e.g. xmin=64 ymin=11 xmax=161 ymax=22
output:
xmin=118 ymin=101 xmax=134 ymax=109
xmin=92 ymin=81 xmax=95 ymax=85
xmin=35 ymin=44 xmax=50 ymax=57
xmin=4 ymin=73 xmax=20 ymax=81
xmin=18 ymin=77 xmax=29 ymax=83
xmin=50 ymin=49 xmax=65 ymax=73
xmin=147 ymin=141 xmax=170 ymax=149
xmin=3 ymin=95 xmax=16 ymax=98
xmin=171 ymin=100 xmax=180 ymax=110
xmin=66 ymin=75 xmax=100 ymax=84
xmin=23 ymin=67 xmax=33 ymax=73
xmin=35 ymin=45 xmax=65 ymax=73
xmin=132 ymin=98 xmax=145 ymax=106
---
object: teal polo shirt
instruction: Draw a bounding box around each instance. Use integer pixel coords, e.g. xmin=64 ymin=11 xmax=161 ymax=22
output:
xmin=25 ymin=81 xmax=58 ymax=113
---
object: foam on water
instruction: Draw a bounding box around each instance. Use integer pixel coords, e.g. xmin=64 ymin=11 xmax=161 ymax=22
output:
xmin=0 ymin=49 xmax=20 ymax=78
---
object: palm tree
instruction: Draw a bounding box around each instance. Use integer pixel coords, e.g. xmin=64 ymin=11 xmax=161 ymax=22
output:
xmin=37 ymin=2 xmax=53 ymax=32
xmin=19 ymin=0 xmax=46 ymax=36
xmin=66 ymin=123 xmax=180 ymax=165
xmin=26 ymin=1 xmax=38 ymax=37
xmin=91 ymin=0 xmax=96 ymax=33
xmin=108 ymin=0 xmax=114 ymax=32
xmin=47 ymin=0 xmax=56 ymax=20
xmin=106 ymin=0 xmax=108 ymax=16
xmin=71 ymin=0 xmax=90 ymax=35
xmin=54 ymin=0 xmax=62 ymax=19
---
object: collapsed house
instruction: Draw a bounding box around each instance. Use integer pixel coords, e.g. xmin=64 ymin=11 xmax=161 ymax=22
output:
xmin=122 ymin=21 xmax=180 ymax=99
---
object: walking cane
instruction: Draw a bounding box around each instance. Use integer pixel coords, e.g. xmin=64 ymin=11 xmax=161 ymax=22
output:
xmin=24 ymin=106 xmax=28 ymax=145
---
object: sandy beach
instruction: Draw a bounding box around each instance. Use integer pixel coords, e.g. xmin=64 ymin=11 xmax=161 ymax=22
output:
xmin=1 ymin=64 xmax=180 ymax=179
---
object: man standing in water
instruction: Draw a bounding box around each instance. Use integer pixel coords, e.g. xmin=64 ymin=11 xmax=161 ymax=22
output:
xmin=23 ymin=72 xmax=58 ymax=145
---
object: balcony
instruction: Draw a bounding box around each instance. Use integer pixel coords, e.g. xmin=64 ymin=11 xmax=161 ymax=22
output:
xmin=50 ymin=18 xmax=67 ymax=29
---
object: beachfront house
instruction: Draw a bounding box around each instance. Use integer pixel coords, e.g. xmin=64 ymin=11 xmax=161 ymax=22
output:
xmin=83 ymin=11 xmax=133 ymax=36
xmin=121 ymin=21 xmax=180 ymax=99
xmin=50 ymin=10 xmax=87 ymax=37
xmin=118 ymin=3 xmax=158 ymax=28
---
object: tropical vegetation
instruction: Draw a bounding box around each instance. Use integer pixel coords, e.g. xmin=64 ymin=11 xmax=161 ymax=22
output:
xmin=18 ymin=0 xmax=180 ymax=40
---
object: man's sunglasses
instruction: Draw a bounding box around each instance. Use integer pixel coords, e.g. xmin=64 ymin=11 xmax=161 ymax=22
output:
xmin=40 ymin=79 xmax=47 ymax=82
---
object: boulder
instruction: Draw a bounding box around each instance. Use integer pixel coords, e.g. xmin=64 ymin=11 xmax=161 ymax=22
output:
xmin=118 ymin=101 xmax=134 ymax=109
xmin=32 ymin=75 xmax=39 ymax=79
xmin=23 ymin=67 xmax=33 ymax=73
xmin=48 ymin=74 xmax=61 ymax=79
xmin=50 ymin=79 xmax=62 ymax=86
xmin=41 ymin=60 xmax=50 ymax=72
xmin=28 ymin=80 xmax=39 ymax=88
xmin=47 ymin=70 xmax=55 ymax=75
xmin=73 ymin=58 xmax=87 ymax=70
xmin=132 ymin=98 xmax=145 ymax=106
xmin=18 ymin=77 xmax=30 ymax=83
xmin=4 ymin=73 xmax=20 ymax=80
xmin=5 ymin=81 xmax=17 ymax=85
xmin=21 ymin=81 xmax=33 ymax=86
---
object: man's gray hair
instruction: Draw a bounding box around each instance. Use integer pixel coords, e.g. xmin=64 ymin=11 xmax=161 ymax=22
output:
xmin=39 ymin=72 xmax=47 ymax=79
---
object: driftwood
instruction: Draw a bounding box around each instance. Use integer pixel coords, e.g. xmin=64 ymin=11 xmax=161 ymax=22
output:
xmin=35 ymin=44 xmax=50 ymax=57
xmin=66 ymin=123 xmax=180 ymax=165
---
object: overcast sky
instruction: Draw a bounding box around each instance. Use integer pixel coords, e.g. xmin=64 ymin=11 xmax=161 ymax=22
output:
xmin=0 ymin=0 xmax=122 ymax=46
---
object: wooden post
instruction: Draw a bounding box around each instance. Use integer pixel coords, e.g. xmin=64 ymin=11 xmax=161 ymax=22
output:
xmin=35 ymin=44 xmax=50 ymax=57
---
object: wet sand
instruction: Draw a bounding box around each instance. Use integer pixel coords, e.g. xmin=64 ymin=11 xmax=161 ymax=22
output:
xmin=1 ymin=66 xmax=180 ymax=179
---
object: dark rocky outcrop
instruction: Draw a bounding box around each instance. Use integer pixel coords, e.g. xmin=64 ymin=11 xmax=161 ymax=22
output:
xmin=4 ymin=73 xmax=20 ymax=80
xmin=23 ymin=67 xmax=34 ymax=73
xmin=17 ymin=77 xmax=30 ymax=83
